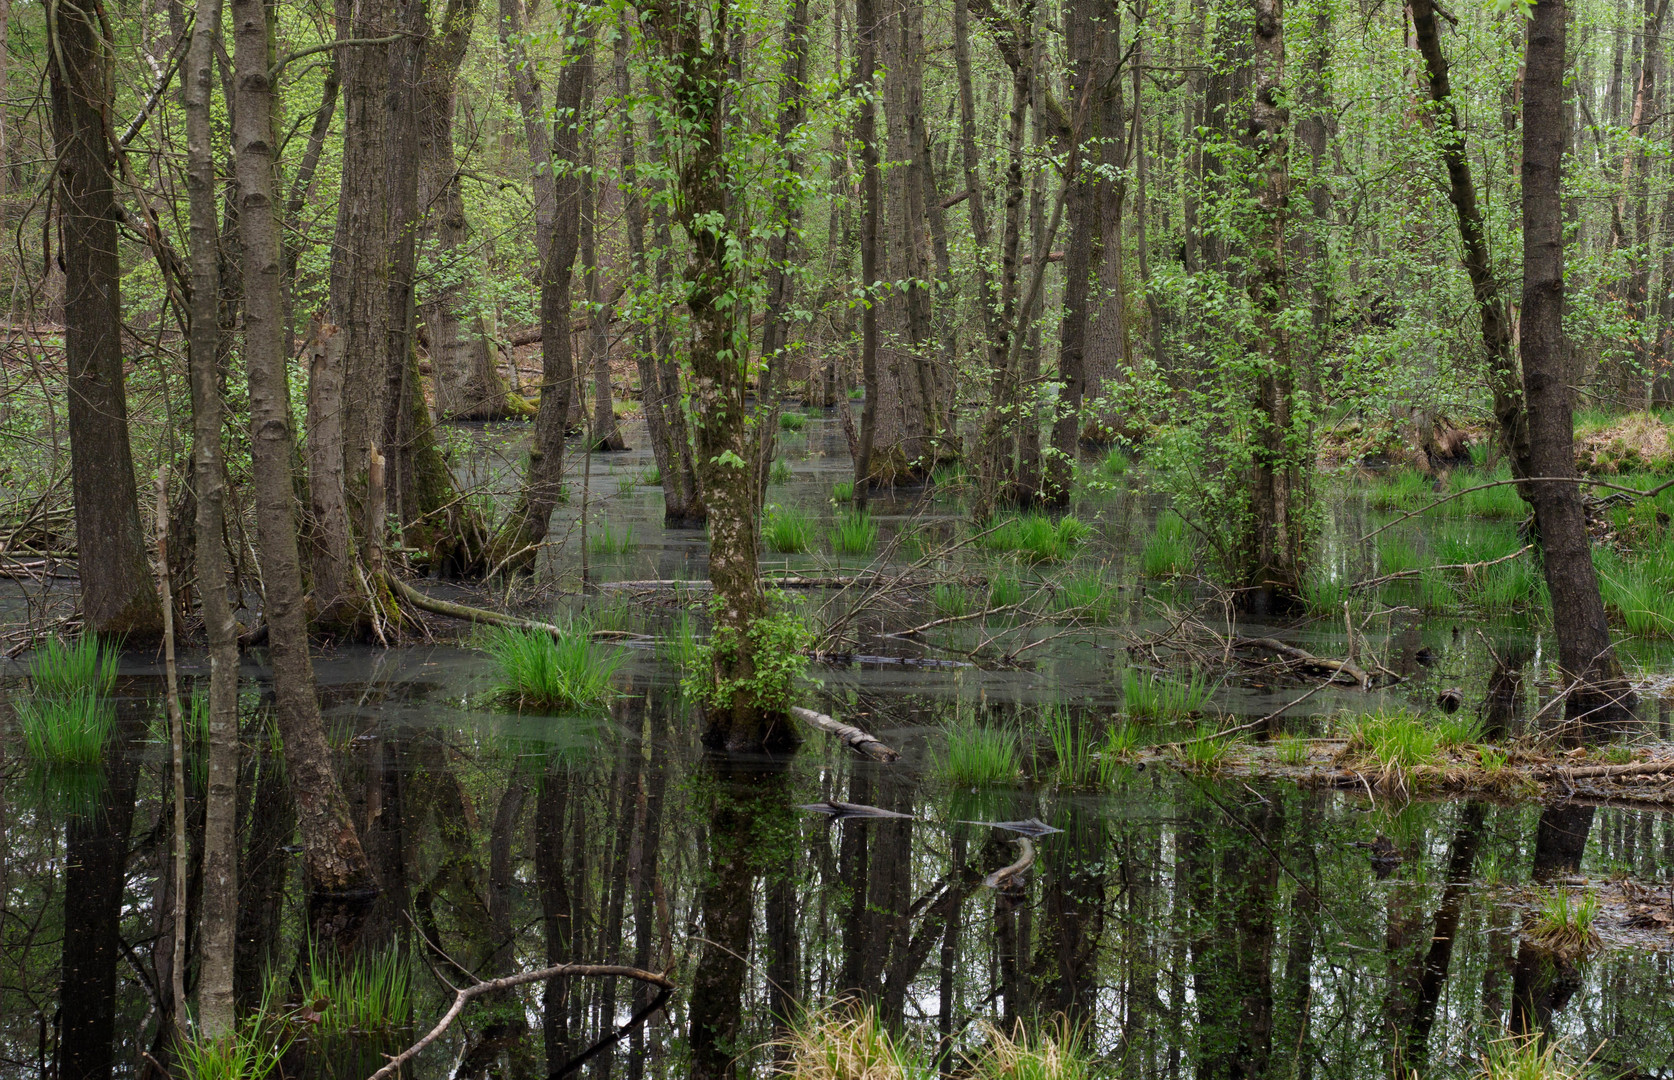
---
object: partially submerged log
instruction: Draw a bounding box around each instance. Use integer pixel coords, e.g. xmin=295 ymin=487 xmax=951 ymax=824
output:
xmin=789 ymin=706 xmax=899 ymax=762
xmin=984 ymin=836 xmax=1036 ymax=890
xmin=1544 ymin=758 xmax=1674 ymax=781
xmin=1234 ymin=636 xmax=1370 ymax=688
xmin=389 ymin=576 xmax=572 ymax=637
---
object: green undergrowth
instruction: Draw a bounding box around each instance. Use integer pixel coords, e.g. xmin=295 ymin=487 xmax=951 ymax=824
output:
xmin=1596 ymin=539 xmax=1674 ymax=637
xmin=1170 ymin=723 xmax=1238 ymax=775
xmin=776 ymin=1004 xmax=1093 ymax=1079
xmin=19 ymin=635 xmax=120 ymax=765
xmin=300 ymin=943 xmax=412 ymax=1036
xmin=769 ymin=459 xmax=795 ymax=485
xmin=932 ymin=583 xmax=973 ymax=618
xmin=831 ymin=480 xmax=855 ymax=503
xmin=587 ymin=522 xmax=635 ymax=555
xmin=29 ymin=635 xmax=118 ymax=698
xmin=779 ymin=410 xmax=807 ymax=432
xmin=1526 ymin=889 xmax=1601 ymax=957
xmin=484 ymin=624 xmax=625 ymax=710
xmin=1051 ymin=568 xmax=1118 ymax=621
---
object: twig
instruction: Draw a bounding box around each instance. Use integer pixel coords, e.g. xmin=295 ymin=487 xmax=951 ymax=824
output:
xmin=365 ymin=964 xmax=674 ymax=1080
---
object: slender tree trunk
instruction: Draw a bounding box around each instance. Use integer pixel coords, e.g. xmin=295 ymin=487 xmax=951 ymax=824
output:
xmin=853 ymin=0 xmax=881 ymax=503
xmin=232 ymin=0 xmax=380 ymax=945
xmin=1521 ymin=0 xmax=1638 ymax=740
xmin=1241 ymin=0 xmax=1304 ymax=612
xmin=183 ymin=0 xmax=237 ymax=1032
xmin=582 ymin=144 xmax=626 ymax=452
xmin=1410 ymin=0 xmax=1530 ymax=480
xmin=48 ymin=0 xmax=162 ymax=639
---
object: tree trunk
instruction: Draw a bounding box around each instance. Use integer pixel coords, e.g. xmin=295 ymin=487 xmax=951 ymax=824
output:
xmin=232 ymin=0 xmax=380 ymax=945
xmin=1241 ymin=0 xmax=1304 ymax=613
xmin=490 ymin=0 xmax=592 ymax=570
xmin=638 ymin=0 xmax=769 ymax=749
xmin=581 ymin=143 xmax=626 ymax=452
xmin=853 ymin=0 xmax=881 ymax=504
xmin=1520 ymin=0 xmax=1638 ymax=740
xmin=48 ymin=0 xmax=161 ymax=640
xmin=618 ymin=22 xmax=703 ymax=526
xmin=419 ymin=0 xmax=514 ymax=421
xmin=183 ymin=0 xmax=237 ymax=1034
xmin=1409 ymin=0 xmax=1530 ymax=481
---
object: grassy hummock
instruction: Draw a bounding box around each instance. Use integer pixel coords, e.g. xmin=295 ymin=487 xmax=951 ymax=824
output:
xmin=484 ymin=624 xmax=625 ymax=710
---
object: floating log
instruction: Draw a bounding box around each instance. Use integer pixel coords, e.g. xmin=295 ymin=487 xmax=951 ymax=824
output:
xmin=789 ymin=706 xmax=899 ymax=762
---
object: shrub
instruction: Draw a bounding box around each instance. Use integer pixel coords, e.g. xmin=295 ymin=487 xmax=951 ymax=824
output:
xmin=764 ymin=506 xmax=815 ymax=554
xmin=1140 ymin=511 xmax=1193 ymax=577
xmin=830 ymin=510 xmax=879 ymax=555
xmin=18 ymin=690 xmax=115 ymax=765
xmin=29 ymin=635 xmax=118 ymax=699
xmin=938 ymin=724 xmax=1021 ymax=787
xmin=484 ymin=624 xmax=625 ymax=710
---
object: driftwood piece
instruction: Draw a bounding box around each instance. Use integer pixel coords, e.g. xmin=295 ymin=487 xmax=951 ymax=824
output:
xmin=789 ymin=706 xmax=899 ymax=762
xmin=367 ymin=964 xmax=674 ymax=1080
xmin=1234 ymin=636 xmax=1370 ymax=688
xmin=1546 ymin=758 xmax=1674 ymax=780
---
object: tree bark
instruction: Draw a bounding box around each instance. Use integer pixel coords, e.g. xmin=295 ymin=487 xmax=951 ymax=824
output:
xmin=232 ymin=0 xmax=380 ymax=945
xmin=1521 ymin=0 xmax=1638 ymax=740
xmin=183 ymin=0 xmax=237 ymax=1033
xmin=1241 ymin=0 xmax=1303 ymax=612
xmin=48 ymin=0 xmax=162 ymax=639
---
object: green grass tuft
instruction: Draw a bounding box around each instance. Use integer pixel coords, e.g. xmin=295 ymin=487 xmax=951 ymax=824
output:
xmin=1052 ymin=569 xmax=1117 ymax=622
xmin=987 ymin=572 xmax=1024 ymax=611
xmin=764 ymin=506 xmax=815 ymax=554
xmin=301 ymin=943 xmax=412 ymax=1036
xmin=1140 ymin=511 xmax=1193 ymax=577
xmin=657 ymin=610 xmax=704 ymax=669
xmin=931 ymin=583 xmax=972 ymax=618
xmin=938 ymin=724 xmax=1021 ymax=787
xmin=1172 ymin=723 xmax=1236 ymax=774
xmin=29 ymin=635 xmax=117 ymax=698
xmin=18 ymin=690 xmax=115 ymax=765
xmin=1477 ymin=1034 xmax=1594 ymax=1080
xmin=769 ymin=459 xmax=795 ymax=485
xmin=831 ymin=480 xmax=855 ymax=503
xmin=1447 ymin=463 xmax=1525 ymax=519
xmin=484 ymin=624 xmax=625 ymax=710
xmin=1275 ymin=733 xmax=1311 ymax=767
xmin=1369 ymin=470 xmax=1432 ymax=512
xmin=979 ymin=512 xmax=1090 ymax=563
xmin=1098 ymin=722 xmax=1143 ymax=783
xmin=1526 ymin=890 xmax=1601 ymax=957
xmin=1041 ymin=705 xmax=1099 ymax=787
xmin=1100 ymin=448 xmax=1130 ymax=476
xmin=637 ymin=464 xmax=662 ymax=486
xmin=588 ymin=522 xmax=635 ymax=555
xmin=779 ymin=410 xmax=807 ymax=432
xmin=830 ymin=510 xmax=879 ymax=556
xmin=1301 ymin=571 xmax=1350 ymax=615
xmin=1123 ymin=668 xmax=1208 ymax=720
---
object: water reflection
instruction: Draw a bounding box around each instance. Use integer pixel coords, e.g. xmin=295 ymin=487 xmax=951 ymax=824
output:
xmin=3 ymin=655 xmax=1674 ymax=1080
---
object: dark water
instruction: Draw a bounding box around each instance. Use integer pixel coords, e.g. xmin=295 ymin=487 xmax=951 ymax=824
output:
xmin=4 ymin=411 xmax=1674 ymax=1078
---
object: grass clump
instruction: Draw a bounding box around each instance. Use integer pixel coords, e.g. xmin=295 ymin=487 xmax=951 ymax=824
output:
xmin=938 ymin=724 xmax=1021 ymax=787
xmin=1041 ymin=706 xmax=1098 ymax=787
xmin=764 ymin=506 xmax=815 ymax=554
xmin=777 ymin=1004 xmax=934 ymax=1079
xmin=1275 ymin=733 xmax=1311 ymax=767
xmin=1596 ymin=546 xmax=1674 ymax=637
xmin=637 ymin=464 xmax=662 ymax=486
xmin=831 ymin=480 xmax=855 ymax=503
xmin=1098 ymin=723 xmax=1143 ymax=782
xmin=18 ymin=691 xmax=116 ymax=765
xmin=1434 ymin=711 xmax=1485 ymax=749
xmin=966 ymin=1018 xmax=1094 ymax=1080
xmin=1448 ymin=463 xmax=1525 ymax=519
xmin=1476 ymin=1035 xmax=1594 ymax=1080
xmin=301 ymin=944 xmax=412 ymax=1036
xmin=1301 ymin=571 xmax=1350 ymax=615
xmin=656 ymin=610 xmax=704 ymax=669
xmin=484 ymin=624 xmax=625 ymax=710
xmin=987 ymin=572 xmax=1024 ymax=611
xmin=1123 ymin=668 xmax=1208 ymax=721
xmin=1342 ymin=709 xmax=1441 ymax=788
xmin=932 ymin=583 xmax=973 ymax=618
xmin=769 ymin=459 xmax=795 ymax=485
xmin=173 ymin=981 xmax=297 ymax=1080
xmin=1052 ymin=570 xmax=1117 ymax=622
xmin=1369 ymin=469 xmax=1432 ymax=512
xmin=1100 ymin=448 xmax=1130 ymax=476
xmin=830 ymin=510 xmax=879 ymax=556
xmin=1375 ymin=533 xmax=1424 ymax=574
xmin=779 ymin=410 xmax=807 ymax=432
xmin=587 ymin=522 xmax=635 ymax=555
xmin=1171 ymin=723 xmax=1236 ymax=775
xmin=979 ymin=512 xmax=1091 ymax=563
xmin=1140 ymin=511 xmax=1193 ymax=578
xmin=29 ymin=635 xmax=118 ymax=698
xmin=1525 ymin=889 xmax=1601 ymax=957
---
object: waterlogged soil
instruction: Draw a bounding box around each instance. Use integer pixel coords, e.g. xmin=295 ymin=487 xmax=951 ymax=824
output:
xmin=3 ymin=409 xmax=1674 ymax=1079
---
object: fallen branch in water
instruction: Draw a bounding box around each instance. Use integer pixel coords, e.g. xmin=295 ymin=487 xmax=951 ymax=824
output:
xmin=1234 ymin=636 xmax=1370 ymax=688
xmin=1349 ymin=545 xmax=1533 ymax=592
xmin=789 ymin=706 xmax=899 ymax=762
xmin=366 ymin=964 xmax=674 ymax=1080
xmin=389 ymin=575 xmax=570 ymax=636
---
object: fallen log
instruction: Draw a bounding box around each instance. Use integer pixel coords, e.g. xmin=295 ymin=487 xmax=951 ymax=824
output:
xmin=389 ymin=576 xmax=582 ymax=639
xmin=367 ymin=963 xmax=673 ymax=1080
xmin=1234 ymin=636 xmax=1370 ymax=688
xmin=984 ymin=837 xmax=1036 ymax=890
xmin=789 ymin=706 xmax=899 ymax=762
xmin=594 ymin=575 xmax=928 ymax=591
xmin=1545 ymin=758 xmax=1674 ymax=780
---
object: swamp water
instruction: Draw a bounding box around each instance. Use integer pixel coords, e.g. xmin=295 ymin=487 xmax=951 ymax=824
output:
xmin=3 ymin=410 xmax=1674 ymax=1079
